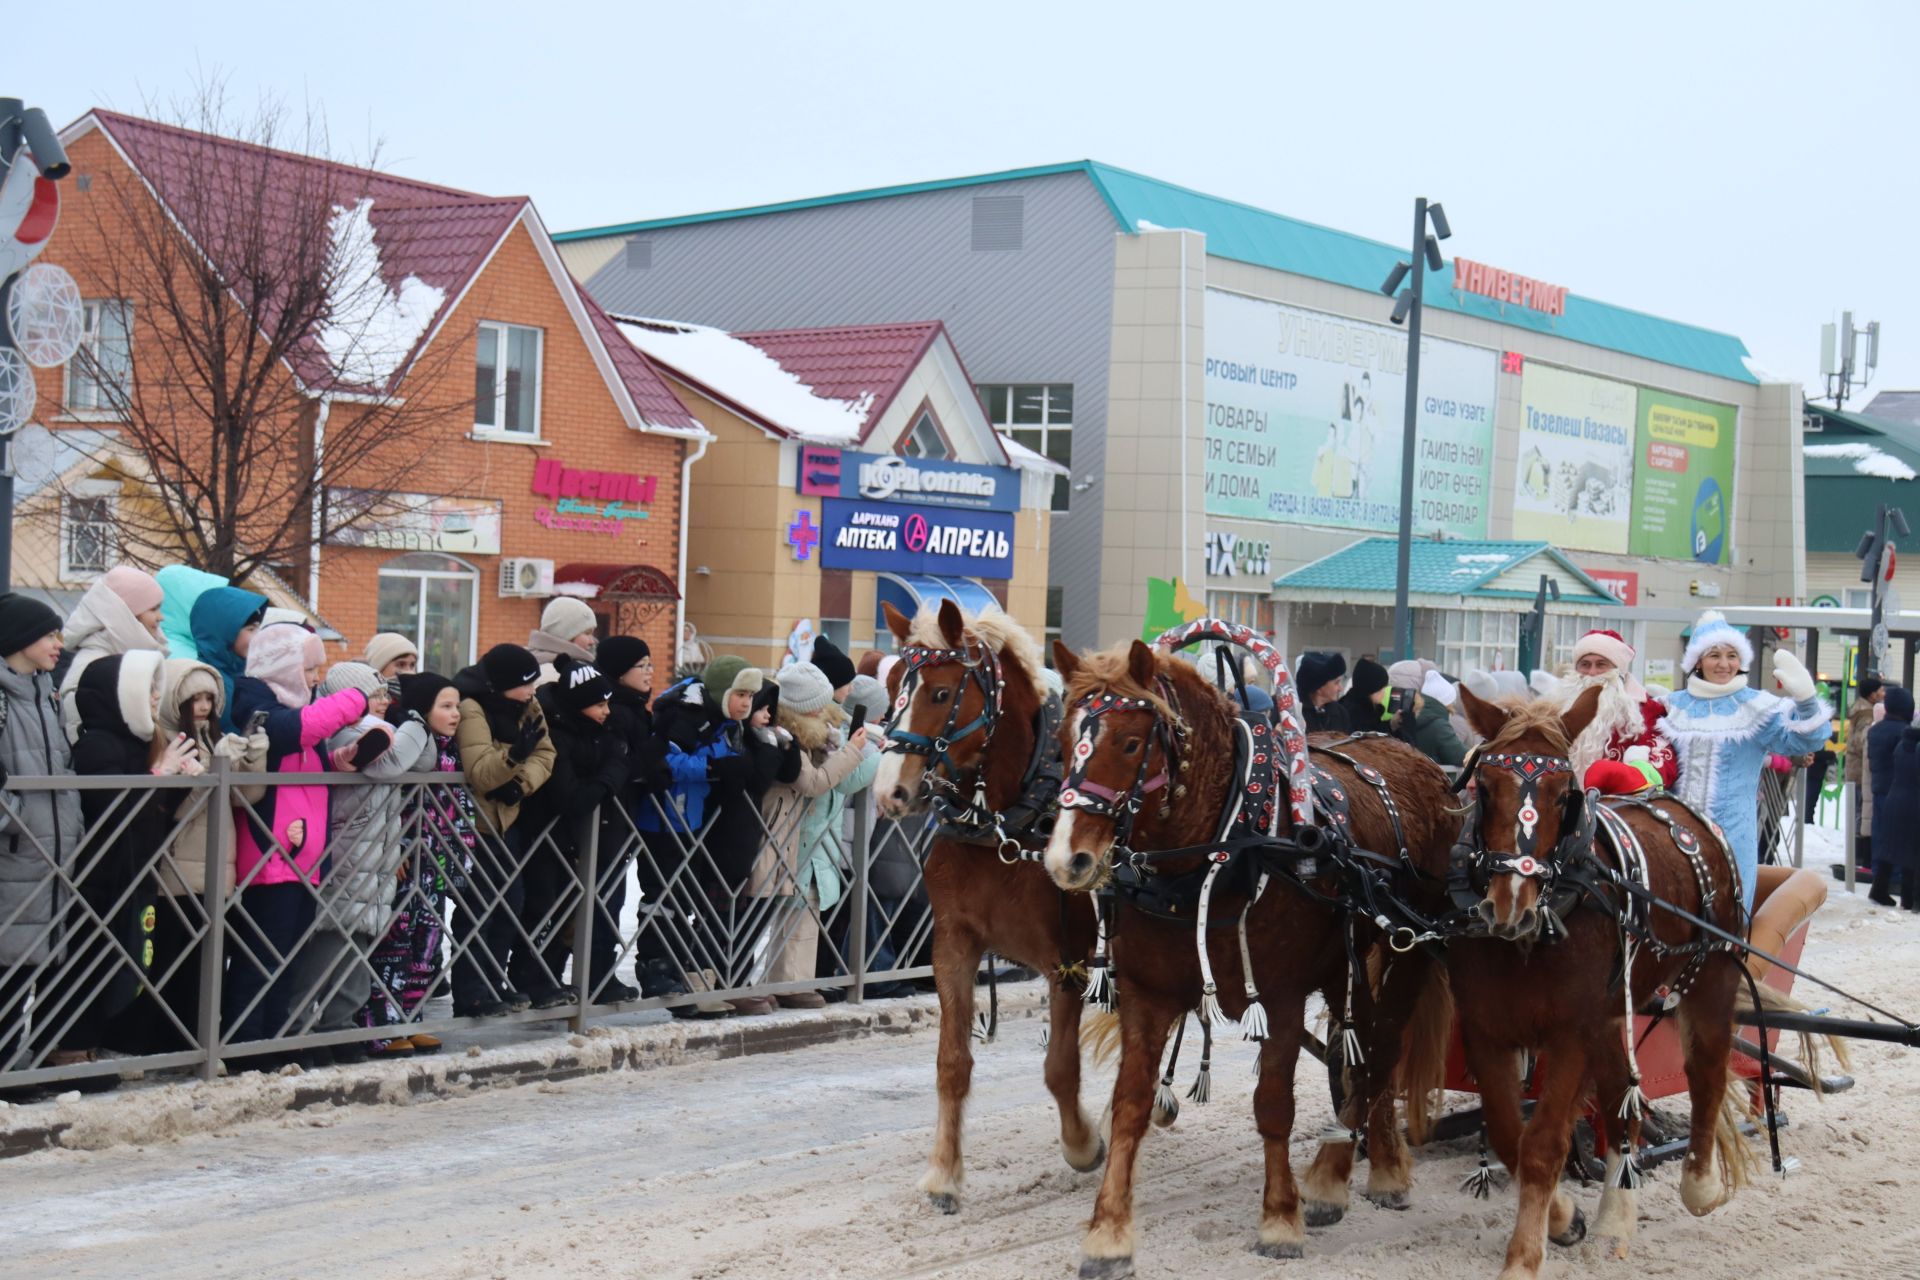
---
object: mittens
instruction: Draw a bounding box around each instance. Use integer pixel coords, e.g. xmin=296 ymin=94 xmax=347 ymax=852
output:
xmin=1771 ymin=650 xmax=1816 ymax=702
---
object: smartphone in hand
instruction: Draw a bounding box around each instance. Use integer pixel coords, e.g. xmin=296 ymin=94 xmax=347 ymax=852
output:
xmin=848 ymin=702 xmax=868 ymax=736
xmin=245 ymin=709 xmax=271 ymax=735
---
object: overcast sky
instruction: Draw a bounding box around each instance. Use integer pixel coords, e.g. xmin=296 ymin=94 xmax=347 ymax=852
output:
xmin=23 ymin=0 xmax=1918 ymax=401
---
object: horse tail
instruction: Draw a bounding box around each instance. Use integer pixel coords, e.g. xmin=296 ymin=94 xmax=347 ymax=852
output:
xmin=1398 ymin=960 xmax=1454 ymax=1146
xmin=1735 ymin=980 xmax=1853 ymax=1088
xmin=1080 ymin=1009 xmax=1122 ymax=1067
xmin=1715 ymin=1065 xmax=1759 ymax=1192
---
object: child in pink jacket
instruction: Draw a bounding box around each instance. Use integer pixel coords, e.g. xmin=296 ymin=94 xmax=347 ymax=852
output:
xmin=221 ymin=623 xmax=370 ymax=1055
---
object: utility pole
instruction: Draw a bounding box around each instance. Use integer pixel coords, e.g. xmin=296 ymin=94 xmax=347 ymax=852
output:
xmin=1857 ymin=503 xmax=1909 ymax=673
xmin=0 ymin=96 xmax=77 ymax=593
xmin=1379 ymin=198 xmax=1452 ymax=661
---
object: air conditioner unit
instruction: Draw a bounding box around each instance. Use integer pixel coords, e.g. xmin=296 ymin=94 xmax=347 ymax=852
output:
xmin=499 ymin=557 xmax=555 ymax=598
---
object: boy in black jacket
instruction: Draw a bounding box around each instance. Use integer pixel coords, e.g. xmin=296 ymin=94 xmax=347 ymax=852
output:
xmin=525 ymin=660 xmax=633 ymax=1002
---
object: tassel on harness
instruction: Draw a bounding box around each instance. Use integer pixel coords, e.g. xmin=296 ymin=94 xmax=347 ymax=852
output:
xmin=1237 ymin=872 xmax=1270 ymax=1041
xmin=1154 ymin=1016 xmax=1187 ymax=1125
xmin=1083 ymin=912 xmax=1113 ymax=1012
xmin=1461 ymin=1128 xmax=1497 ymax=1199
xmin=1195 ymin=853 xmax=1235 ymax=1031
xmin=973 ymin=953 xmax=999 ymax=1044
xmin=1613 ymin=1149 xmax=1642 ymax=1191
xmin=1187 ymin=1019 xmax=1214 ymax=1103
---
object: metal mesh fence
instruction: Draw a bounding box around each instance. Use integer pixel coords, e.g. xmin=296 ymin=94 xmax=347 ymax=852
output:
xmin=0 ymin=760 xmax=948 ymax=1090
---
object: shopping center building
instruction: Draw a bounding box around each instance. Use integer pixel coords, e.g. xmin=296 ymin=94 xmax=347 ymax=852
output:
xmin=559 ymin=162 xmax=1805 ymax=676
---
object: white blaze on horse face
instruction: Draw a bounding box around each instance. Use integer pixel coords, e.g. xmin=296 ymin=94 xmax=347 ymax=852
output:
xmin=1044 ymin=707 xmax=1097 ymax=886
xmin=871 ymin=748 xmax=909 ymax=817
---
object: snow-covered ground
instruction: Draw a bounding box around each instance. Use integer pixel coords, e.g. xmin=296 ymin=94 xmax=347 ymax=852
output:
xmin=5 ymin=837 xmax=1920 ymax=1279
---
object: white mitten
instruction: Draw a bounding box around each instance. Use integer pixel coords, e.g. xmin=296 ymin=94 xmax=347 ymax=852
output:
xmin=1624 ymin=745 xmax=1650 ymax=765
xmin=1771 ymin=649 xmax=1815 ymax=702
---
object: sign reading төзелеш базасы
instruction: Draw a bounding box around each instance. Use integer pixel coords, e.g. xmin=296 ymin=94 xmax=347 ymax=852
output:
xmin=1202 ymin=290 xmax=1498 ymax=538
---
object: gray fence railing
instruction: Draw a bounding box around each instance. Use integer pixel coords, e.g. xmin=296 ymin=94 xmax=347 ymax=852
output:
xmin=0 ymin=758 xmax=945 ymax=1091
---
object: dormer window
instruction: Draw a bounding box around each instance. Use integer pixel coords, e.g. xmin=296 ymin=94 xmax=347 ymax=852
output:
xmin=897 ymin=403 xmax=953 ymax=460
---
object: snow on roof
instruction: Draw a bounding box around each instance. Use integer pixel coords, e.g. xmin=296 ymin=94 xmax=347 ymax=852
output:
xmin=1456 ymin=552 xmax=1511 ymax=564
xmin=1805 ymin=442 xmax=1917 ymax=481
xmin=996 ymin=431 xmax=1069 ymax=476
xmin=614 ymin=317 xmax=873 ymax=441
xmin=317 ymin=199 xmax=447 ymax=388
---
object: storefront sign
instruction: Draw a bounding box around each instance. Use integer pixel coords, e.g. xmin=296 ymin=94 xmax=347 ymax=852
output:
xmin=820 ymin=499 xmax=1015 ymax=578
xmin=787 ymin=509 xmax=820 ymax=561
xmin=1204 ymin=532 xmax=1272 ymax=578
xmin=325 ymin=489 xmax=502 ymax=555
xmin=1513 ymin=364 xmax=1636 ymax=553
xmin=1582 ymin=567 xmax=1640 ymax=606
xmin=1203 ymin=290 xmax=1497 ymax=538
xmin=802 ymin=448 xmax=1019 ymax=512
xmin=1629 ymin=389 xmax=1736 ymax=565
xmin=531 ymin=458 xmax=655 ymax=537
xmin=1451 ymin=257 xmax=1569 ymax=317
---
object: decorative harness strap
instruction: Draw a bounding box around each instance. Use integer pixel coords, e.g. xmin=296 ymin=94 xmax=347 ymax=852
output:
xmin=886 ymin=637 xmax=1006 ymax=826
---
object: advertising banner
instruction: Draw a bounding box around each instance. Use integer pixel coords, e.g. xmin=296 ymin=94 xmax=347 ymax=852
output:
xmin=325 ymin=489 xmax=503 ymax=555
xmin=1202 ymin=289 xmax=1497 ymax=537
xmin=1629 ymin=389 xmax=1737 ymax=564
xmin=812 ymin=450 xmax=1021 ymax=512
xmin=820 ymin=499 xmax=1015 ymax=578
xmin=1513 ymin=364 xmax=1637 ymax=553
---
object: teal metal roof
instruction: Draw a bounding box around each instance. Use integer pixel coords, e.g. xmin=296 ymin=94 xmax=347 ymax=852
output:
xmin=1803 ymin=405 xmax=1920 ymax=552
xmin=559 ymin=161 xmax=1758 ymax=384
xmin=1272 ymin=538 xmax=1617 ymax=604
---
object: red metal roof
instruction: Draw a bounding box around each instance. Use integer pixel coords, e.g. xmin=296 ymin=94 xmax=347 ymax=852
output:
xmin=577 ymin=288 xmax=700 ymax=431
xmin=78 ymin=109 xmax=697 ymax=432
xmin=728 ymin=321 xmax=943 ymax=444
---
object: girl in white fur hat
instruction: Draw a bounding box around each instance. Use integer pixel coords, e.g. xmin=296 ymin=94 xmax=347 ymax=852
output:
xmin=1660 ymin=611 xmax=1832 ymax=911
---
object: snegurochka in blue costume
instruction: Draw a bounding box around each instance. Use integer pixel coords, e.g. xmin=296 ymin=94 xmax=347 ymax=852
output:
xmin=1659 ymin=610 xmax=1832 ymax=913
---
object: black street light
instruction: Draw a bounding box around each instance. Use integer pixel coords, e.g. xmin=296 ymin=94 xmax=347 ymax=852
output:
xmin=1380 ymin=197 xmax=1451 ymax=661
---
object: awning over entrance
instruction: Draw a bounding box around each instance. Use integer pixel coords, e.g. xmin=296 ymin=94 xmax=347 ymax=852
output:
xmin=1272 ymin=539 xmax=1617 ymax=610
xmin=552 ymin=563 xmax=680 ymax=603
xmin=875 ymin=572 xmax=998 ymax=628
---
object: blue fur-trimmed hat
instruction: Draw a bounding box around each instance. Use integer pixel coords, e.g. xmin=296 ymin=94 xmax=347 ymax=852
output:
xmin=1683 ymin=610 xmax=1753 ymax=675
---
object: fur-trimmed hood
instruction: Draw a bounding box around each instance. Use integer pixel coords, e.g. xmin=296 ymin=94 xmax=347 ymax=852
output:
xmin=777 ymin=698 xmax=846 ymax=753
xmin=73 ymin=650 xmax=164 ymax=743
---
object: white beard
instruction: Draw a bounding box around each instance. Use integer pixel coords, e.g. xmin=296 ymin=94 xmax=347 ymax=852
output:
xmin=1545 ymin=671 xmax=1647 ymax=776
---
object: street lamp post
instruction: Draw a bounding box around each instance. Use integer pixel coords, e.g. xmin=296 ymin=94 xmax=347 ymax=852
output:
xmin=1380 ymin=198 xmax=1451 ymax=661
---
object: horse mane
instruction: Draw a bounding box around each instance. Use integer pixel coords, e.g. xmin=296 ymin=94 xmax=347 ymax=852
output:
xmin=906 ymin=605 xmax=1044 ymax=691
xmin=1484 ymin=696 xmax=1573 ymax=755
xmin=1062 ymin=643 xmax=1229 ymax=731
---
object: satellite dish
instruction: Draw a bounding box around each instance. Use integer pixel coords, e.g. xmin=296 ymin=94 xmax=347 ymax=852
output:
xmin=0 ymin=346 xmax=38 ymax=435
xmin=8 ymin=262 xmax=84 ymax=368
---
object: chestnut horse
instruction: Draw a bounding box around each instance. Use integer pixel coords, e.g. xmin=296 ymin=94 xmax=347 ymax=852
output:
xmin=1046 ymin=639 xmax=1455 ymax=1277
xmin=871 ymin=599 xmax=1101 ymax=1213
xmin=1450 ymin=685 xmax=1749 ymax=1280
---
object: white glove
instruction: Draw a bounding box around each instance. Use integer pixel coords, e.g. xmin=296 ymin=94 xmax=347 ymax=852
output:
xmin=1624 ymin=745 xmax=1650 ymax=765
xmin=1771 ymin=650 xmax=1815 ymax=702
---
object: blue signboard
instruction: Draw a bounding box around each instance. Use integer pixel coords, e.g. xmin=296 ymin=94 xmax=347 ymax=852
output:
xmin=820 ymin=499 xmax=1016 ymax=579
xmin=798 ymin=448 xmax=1021 ymax=513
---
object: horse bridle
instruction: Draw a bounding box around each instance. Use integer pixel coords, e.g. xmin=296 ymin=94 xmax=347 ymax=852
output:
xmin=1447 ymin=745 xmax=1599 ymax=931
xmin=1057 ymin=684 xmax=1185 ymax=855
xmin=886 ymin=638 xmax=1006 ymax=818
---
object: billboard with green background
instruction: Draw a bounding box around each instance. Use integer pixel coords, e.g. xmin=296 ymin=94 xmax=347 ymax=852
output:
xmin=1629 ymin=389 xmax=1737 ymax=564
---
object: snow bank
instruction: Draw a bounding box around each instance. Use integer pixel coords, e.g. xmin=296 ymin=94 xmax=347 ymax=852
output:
xmin=1805 ymin=442 xmax=1917 ymax=481
xmin=613 ymin=317 xmax=873 ymax=441
xmin=317 ymin=199 xmax=446 ymax=390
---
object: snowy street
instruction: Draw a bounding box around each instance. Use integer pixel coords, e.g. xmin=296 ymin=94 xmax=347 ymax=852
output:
xmin=6 ymin=853 xmax=1920 ymax=1280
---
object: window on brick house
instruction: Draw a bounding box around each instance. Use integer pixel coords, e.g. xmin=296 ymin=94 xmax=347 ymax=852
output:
xmin=981 ymin=383 xmax=1072 ymax=511
xmin=474 ymin=322 xmax=542 ymax=436
xmin=377 ymin=553 xmax=479 ymax=675
xmin=65 ymin=301 xmax=133 ymax=414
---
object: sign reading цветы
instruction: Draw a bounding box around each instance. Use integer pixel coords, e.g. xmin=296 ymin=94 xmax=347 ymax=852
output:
xmin=1202 ymin=290 xmax=1497 ymax=537
xmin=819 ymin=498 xmax=1015 ymax=578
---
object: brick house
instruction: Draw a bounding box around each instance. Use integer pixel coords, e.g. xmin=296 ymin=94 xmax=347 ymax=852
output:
xmin=36 ymin=109 xmax=707 ymax=672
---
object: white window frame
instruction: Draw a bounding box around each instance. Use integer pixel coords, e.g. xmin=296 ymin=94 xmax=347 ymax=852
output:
xmin=980 ymin=382 xmax=1072 ymax=512
xmin=64 ymin=300 xmax=133 ymax=418
xmin=376 ymin=553 xmax=482 ymax=670
xmin=60 ymin=481 xmax=119 ymax=581
xmin=473 ymin=321 xmax=545 ymax=440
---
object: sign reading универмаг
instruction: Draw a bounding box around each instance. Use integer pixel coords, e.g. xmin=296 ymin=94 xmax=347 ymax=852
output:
xmin=803 ymin=450 xmax=1022 ymax=513
xmin=820 ymin=499 xmax=1016 ymax=578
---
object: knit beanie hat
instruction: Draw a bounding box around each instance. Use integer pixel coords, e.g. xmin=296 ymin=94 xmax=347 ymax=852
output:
xmin=318 ymin=661 xmax=385 ymax=700
xmin=596 ymin=635 xmax=651 ymax=681
xmin=809 ymin=635 xmax=857 ymax=691
xmin=1387 ymin=659 xmax=1431 ymax=693
xmin=1860 ymin=674 xmax=1886 ymax=700
xmin=847 ymin=674 xmax=890 ymax=726
xmin=1682 ymin=610 xmax=1754 ymax=675
xmin=102 ymin=566 xmax=163 ymax=616
xmin=1348 ymin=657 xmax=1390 ymax=699
xmin=481 ymin=642 xmax=541 ymax=693
xmin=557 ymin=661 xmax=615 ymax=713
xmin=389 ymin=671 xmax=457 ymax=727
xmin=362 ymin=632 xmax=419 ymax=674
xmin=0 ymin=592 xmax=64 ymax=658
xmin=1421 ymin=670 xmax=1458 ymax=705
xmin=1295 ymin=650 xmax=1346 ymax=695
xmin=702 ymin=655 xmax=749 ymax=707
xmin=776 ymin=662 xmax=835 ymax=715
xmin=540 ymin=596 xmax=598 ymax=641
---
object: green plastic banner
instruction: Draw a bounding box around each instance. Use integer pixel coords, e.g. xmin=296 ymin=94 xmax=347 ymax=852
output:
xmin=1628 ymin=389 xmax=1737 ymax=564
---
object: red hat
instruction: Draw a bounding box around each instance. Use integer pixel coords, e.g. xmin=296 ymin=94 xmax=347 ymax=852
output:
xmin=1571 ymin=628 xmax=1634 ymax=672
